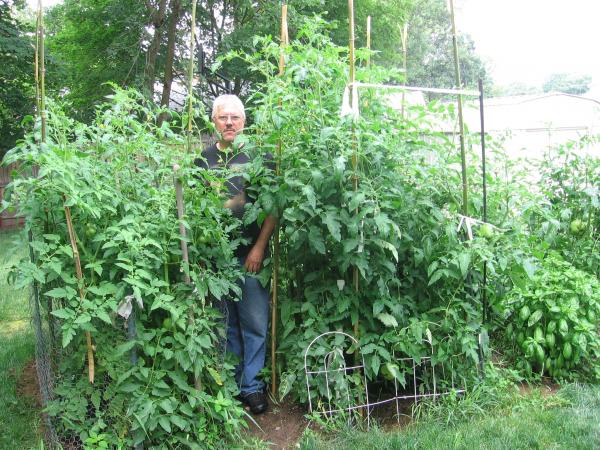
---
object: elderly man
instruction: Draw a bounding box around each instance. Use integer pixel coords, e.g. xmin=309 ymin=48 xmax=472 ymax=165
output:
xmin=194 ymin=94 xmax=275 ymax=414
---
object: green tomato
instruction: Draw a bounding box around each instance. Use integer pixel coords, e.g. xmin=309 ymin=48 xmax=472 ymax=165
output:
xmin=570 ymin=219 xmax=584 ymax=235
xmin=85 ymin=225 xmax=97 ymax=238
xmin=162 ymin=318 xmax=173 ymax=330
xmin=478 ymin=223 xmax=494 ymax=239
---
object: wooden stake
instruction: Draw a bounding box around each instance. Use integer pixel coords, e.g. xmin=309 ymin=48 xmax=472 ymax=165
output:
xmin=173 ymin=165 xmax=201 ymax=390
xmin=186 ymin=0 xmax=197 ymax=153
xmin=271 ymin=1 xmax=288 ymax=396
xmin=400 ymin=23 xmax=408 ymax=119
xmin=366 ymin=16 xmax=371 ymax=69
xmin=348 ymin=0 xmax=360 ymax=340
xmin=37 ymin=0 xmax=46 ymax=143
xmin=448 ymin=0 xmax=468 ymax=216
xmin=63 ymin=200 xmax=95 ymax=384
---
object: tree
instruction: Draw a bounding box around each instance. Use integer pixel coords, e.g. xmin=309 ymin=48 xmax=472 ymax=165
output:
xmin=46 ymin=0 xmax=147 ymax=120
xmin=0 ymin=0 xmax=34 ymax=158
xmin=543 ymin=73 xmax=592 ymax=95
xmin=42 ymin=0 xmax=490 ymax=121
xmin=403 ymin=0 xmax=489 ymax=94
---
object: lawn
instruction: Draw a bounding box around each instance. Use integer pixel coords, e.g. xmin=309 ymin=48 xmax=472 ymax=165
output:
xmin=300 ymin=383 xmax=600 ymax=449
xmin=0 ymin=230 xmax=41 ymax=449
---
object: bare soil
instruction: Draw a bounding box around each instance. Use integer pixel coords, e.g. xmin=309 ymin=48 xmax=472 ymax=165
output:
xmin=244 ymin=397 xmax=309 ymax=449
xmin=14 ymin=358 xmax=42 ymax=408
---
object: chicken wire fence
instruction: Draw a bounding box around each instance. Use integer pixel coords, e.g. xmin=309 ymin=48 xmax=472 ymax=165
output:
xmin=29 ymin=281 xmax=229 ymax=449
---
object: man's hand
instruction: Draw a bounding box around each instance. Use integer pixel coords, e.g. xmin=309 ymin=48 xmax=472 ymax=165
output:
xmin=244 ymin=244 xmax=265 ymax=273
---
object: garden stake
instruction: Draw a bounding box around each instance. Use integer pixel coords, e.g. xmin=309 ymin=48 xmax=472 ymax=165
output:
xmin=478 ymin=78 xmax=488 ymax=326
xmin=186 ymin=0 xmax=197 ymax=154
xmin=173 ymin=165 xmax=201 ymax=391
xmin=271 ymin=0 xmax=288 ymax=396
xmin=348 ymin=0 xmax=361 ymax=361
xmin=400 ymin=23 xmax=408 ymax=119
xmin=366 ymin=16 xmax=371 ymax=69
xmin=63 ymin=200 xmax=95 ymax=383
xmin=37 ymin=0 xmax=47 ymax=142
xmin=448 ymin=0 xmax=468 ymax=216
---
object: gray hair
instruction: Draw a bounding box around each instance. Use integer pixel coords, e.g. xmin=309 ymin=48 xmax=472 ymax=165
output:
xmin=211 ymin=94 xmax=246 ymax=119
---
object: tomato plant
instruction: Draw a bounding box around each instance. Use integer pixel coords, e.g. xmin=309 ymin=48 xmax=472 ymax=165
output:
xmin=3 ymin=89 xmax=250 ymax=447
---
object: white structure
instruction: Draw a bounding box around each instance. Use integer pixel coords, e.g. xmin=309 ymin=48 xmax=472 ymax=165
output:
xmin=461 ymin=92 xmax=600 ymax=160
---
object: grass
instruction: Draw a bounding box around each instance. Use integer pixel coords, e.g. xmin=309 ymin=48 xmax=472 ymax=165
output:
xmin=299 ymin=382 xmax=600 ymax=449
xmin=0 ymin=230 xmax=42 ymax=449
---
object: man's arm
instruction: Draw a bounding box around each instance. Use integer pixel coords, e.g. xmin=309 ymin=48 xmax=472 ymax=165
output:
xmin=244 ymin=215 xmax=276 ymax=273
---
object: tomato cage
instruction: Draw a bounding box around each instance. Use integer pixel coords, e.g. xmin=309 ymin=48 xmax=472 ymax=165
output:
xmin=304 ymin=331 xmax=470 ymax=427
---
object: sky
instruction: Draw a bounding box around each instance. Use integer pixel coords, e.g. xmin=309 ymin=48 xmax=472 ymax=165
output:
xmin=456 ymin=0 xmax=600 ymax=90
xmin=27 ymin=0 xmax=600 ymax=92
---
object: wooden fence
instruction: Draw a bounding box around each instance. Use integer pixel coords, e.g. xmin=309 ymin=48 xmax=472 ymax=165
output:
xmin=0 ymin=163 xmax=25 ymax=231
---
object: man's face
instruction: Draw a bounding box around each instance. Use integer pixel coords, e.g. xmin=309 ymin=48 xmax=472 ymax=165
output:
xmin=213 ymin=102 xmax=245 ymax=145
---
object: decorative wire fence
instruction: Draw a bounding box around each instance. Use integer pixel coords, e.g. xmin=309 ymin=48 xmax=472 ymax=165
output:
xmin=304 ymin=331 xmax=469 ymax=428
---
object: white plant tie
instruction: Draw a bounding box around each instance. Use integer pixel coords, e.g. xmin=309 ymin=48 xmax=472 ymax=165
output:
xmin=117 ymin=294 xmax=143 ymax=320
xmin=340 ymin=84 xmax=360 ymax=121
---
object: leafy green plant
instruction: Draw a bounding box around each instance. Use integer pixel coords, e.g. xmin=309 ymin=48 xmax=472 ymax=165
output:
xmin=502 ymin=253 xmax=600 ymax=381
xmin=2 ymin=88 xmax=252 ymax=447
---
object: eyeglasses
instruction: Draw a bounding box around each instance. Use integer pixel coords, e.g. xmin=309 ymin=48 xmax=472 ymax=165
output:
xmin=216 ymin=115 xmax=243 ymax=123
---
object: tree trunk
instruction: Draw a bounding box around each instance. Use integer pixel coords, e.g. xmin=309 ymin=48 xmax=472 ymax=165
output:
xmin=158 ymin=0 xmax=181 ymax=125
xmin=145 ymin=0 xmax=168 ymax=98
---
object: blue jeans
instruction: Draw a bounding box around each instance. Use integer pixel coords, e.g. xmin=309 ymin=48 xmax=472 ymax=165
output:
xmin=226 ymin=256 xmax=270 ymax=395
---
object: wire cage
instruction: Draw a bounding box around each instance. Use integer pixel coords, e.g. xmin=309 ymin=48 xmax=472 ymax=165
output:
xmin=304 ymin=331 xmax=469 ymax=428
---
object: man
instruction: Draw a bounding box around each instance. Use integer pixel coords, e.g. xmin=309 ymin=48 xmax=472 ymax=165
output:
xmin=194 ymin=94 xmax=275 ymax=414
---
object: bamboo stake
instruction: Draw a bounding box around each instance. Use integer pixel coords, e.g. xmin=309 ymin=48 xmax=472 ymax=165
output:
xmin=366 ymin=16 xmax=371 ymax=69
xmin=400 ymin=23 xmax=408 ymax=119
xmin=348 ymin=0 xmax=360 ymax=341
xmin=63 ymin=200 xmax=95 ymax=383
xmin=271 ymin=1 xmax=288 ymax=396
xmin=448 ymin=0 xmax=468 ymax=216
xmin=173 ymin=165 xmax=202 ymax=391
xmin=38 ymin=0 xmax=46 ymax=142
xmin=186 ymin=0 xmax=197 ymax=153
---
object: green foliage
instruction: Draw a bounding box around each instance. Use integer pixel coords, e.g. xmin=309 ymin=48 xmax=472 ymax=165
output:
xmin=0 ymin=1 xmax=35 ymax=156
xmin=2 ymin=88 xmax=255 ymax=447
xmin=46 ymin=0 xmax=147 ymax=120
xmin=501 ymin=253 xmax=600 ymax=381
xmin=404 ymin=0 xmax=489 ymax=92
xmin=533 ymin=136 xmax=600 ymax=277
xmin=542 ymin=72 xmax=592 ymax=95
xmin=225 ymin=20 xmax=507 ymax=409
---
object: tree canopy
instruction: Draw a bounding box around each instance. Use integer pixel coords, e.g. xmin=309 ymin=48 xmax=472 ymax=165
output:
xmin=0 ymin=0 xmax=34 ymax=157
xmin=542 ymin=73 xmax=592 ymax=95
xmin=37 ymin=0 xmax=490 ymax=121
